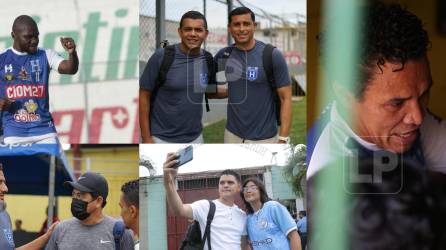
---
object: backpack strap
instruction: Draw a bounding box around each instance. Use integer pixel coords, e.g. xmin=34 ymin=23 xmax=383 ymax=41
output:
xmin=219 ymin=46 xmax=235 ymax=72
xmin=262 ymin=44 xmax=282 ymax=126
xmin=201 ymin=200 xmax=216 ymax=250
xmin=262 ymin=44 xmax=275 ymax=85
xmin=113 ymin=220 xmax=126 ymax=250
xmin=158 ymin=45 xmax=176 ymax=86
xmin=203 ymin=50 xmax=215 ymax=112
xmin=151 ymin=45 xmax=176 ymax=103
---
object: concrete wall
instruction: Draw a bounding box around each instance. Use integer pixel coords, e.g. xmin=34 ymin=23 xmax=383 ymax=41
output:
xmin=141 ymin=177 xmax=168 ymax=250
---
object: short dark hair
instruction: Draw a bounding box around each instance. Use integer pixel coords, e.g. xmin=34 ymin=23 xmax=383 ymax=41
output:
xmin=180 ymin=11 xmax=208 ymax=30
xmin=228 ymin=7 xmax=255 ymax=24
xmin=12 ymin=15 xmax=37 ymax=33
xmin=121 ymin=179 xmax=139 ymax=208
xmin=319 ymin=1 xmax=430 ymax=99
xmin=299 ymin=210 xmax=306 ymax=217
xmin=240 ymin=177 xmax=271 ymax=214
xmin=219 ymin=169 xmax=241 ymax=183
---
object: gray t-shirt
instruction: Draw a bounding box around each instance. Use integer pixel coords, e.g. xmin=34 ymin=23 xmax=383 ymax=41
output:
xmin=0 ymin=209 xmax=14 ymax=250
xmin=139 ymin=44 xmax=210 ymax=142
xmin=45 ymin=216 xmax=134 ymax=250
xmin=215 ymin=40 xmax=291 ymax=140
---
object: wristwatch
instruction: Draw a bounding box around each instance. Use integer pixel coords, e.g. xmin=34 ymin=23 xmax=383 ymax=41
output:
xmin=278 ymin=136 xmax=290 ymax=144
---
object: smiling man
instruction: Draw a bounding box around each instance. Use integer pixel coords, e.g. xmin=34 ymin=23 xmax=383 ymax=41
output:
xmin=212 ymin=7 xmax=293 ymax=144
xmin=307 ymin=2 xmax=440 ymax=177
xmin=163 ymin=152 xmax=248 ymax=250
xmin=0 ymin=15 xmax=78 ymax=144
xmin=139 ymin=11 xmax=214 ymax=143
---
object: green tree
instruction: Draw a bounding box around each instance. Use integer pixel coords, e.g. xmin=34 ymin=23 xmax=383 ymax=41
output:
xmin=283 ymin=144 xmax=307 ymax=198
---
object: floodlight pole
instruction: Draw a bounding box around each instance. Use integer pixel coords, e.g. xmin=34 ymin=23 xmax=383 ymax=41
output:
xmin=156 ymin=0 xmax=166 ymax=49
xmin=47 ymin=155 xmax=56 ymax=227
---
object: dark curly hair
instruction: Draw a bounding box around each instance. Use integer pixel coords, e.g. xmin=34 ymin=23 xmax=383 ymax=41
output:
xmin=319 ymin=1 xmax=430 ymax=98
xmin=121 ymin=179 xmax=139 ymax=208
xmin=307 ymin=156 xmax=446 ymax=250
xmin=349 ymin=158 xmax=436 ymax=250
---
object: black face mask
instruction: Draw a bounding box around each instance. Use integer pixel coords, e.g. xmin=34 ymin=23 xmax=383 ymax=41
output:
xmin=71 ymin=198 xmax=92 ymax=221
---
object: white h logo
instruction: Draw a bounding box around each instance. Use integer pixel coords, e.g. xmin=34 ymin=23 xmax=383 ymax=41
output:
xmin=30 ymin=60 xmax=40 ymax=72
xmin=4 ymin=64 xmax=12 ymax=73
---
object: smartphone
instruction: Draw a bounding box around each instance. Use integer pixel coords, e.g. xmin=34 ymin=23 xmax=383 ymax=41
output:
xmin=175 ymin=145 xmax=193 ymax=168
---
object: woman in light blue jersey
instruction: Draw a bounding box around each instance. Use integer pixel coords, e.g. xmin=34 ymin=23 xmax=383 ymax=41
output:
xmin=240 ymin=177 xmax=301 ymax=250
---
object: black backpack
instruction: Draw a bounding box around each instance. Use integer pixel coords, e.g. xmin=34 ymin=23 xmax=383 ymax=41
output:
xmin=152 ymin=44 xmax=215 ymax=112
xmin=113 ymin=220 xmax=125 ymax=250
xmin=218 ymin=44 xmax=281 ymax=125
xmin=179 ymin=200 xmax=216 ymax=250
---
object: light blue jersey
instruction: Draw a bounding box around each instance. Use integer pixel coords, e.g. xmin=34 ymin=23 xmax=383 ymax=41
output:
xmin=297 ymin=216 xmax=307 ymax=234
xmin=247 ymin=201 xmax=297 ymax=250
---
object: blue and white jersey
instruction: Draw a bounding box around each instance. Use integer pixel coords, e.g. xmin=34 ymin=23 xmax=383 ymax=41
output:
xmin=0 ymin=208 xmax=14 ymax=250
xmin=0 ymin=47 xmax=63 ymax=138
xmin=247 ymin=201 xmax=297 ymax=250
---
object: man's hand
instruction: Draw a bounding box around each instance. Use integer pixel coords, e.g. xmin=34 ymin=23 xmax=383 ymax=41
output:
xmin=58 ymin=37 xmax=79 ymax=74
xmin=162 ymin=152 xmax=194 ymax=219
xmin=163 ymin=152 xmax=179 ymax=181
xmin=0 ymin=98 xmax=13 ymax=111
xmin=60 ymin=37 xmax=76 ymax=54
xmin=16 ymin=221 xmax=60 ymax=250
xmin=44 ymin=221 xmax=59 ymax=239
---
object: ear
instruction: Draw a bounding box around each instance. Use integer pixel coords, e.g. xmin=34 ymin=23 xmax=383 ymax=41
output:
xmin=96 ymin=196 xmax=104 ymax=208
xmin=130 ymin=205 xmax=139 ymax=218
xmin=11 ymin=31 xmax=15 ymax=39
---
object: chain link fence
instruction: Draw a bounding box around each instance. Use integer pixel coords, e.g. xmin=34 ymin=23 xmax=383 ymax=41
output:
xmin=139 ymin=0 xmax=306 ymax=78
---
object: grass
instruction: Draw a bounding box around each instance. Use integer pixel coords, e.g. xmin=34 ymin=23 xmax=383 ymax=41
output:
xmin=203 ymin=97 xmax=306 ymax=144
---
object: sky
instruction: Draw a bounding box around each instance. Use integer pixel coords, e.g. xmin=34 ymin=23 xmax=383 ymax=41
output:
xmin=139 ymin=144 xmax=296 ymax=177
xmin=141 ymin=0 xmax=306 ymax=28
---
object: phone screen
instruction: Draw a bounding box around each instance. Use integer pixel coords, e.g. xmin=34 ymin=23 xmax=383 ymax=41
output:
xmin=175 ymin=145 xmax=193 ymax=168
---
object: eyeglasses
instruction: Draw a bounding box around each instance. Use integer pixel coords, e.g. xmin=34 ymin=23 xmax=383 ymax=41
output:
xmin=243 ymin=186 xmax=258 ymax=192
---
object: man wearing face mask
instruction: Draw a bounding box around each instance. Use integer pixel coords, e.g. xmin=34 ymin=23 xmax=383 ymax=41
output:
xmin=45 ymin=172 xmax=134 ymax=250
